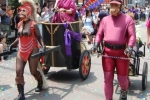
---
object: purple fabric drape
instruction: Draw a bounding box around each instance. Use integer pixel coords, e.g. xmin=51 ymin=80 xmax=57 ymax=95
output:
xmin=63 ymin=23 xmax=82 ymax=56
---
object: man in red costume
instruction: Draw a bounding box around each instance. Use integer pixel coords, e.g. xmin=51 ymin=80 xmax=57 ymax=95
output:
xmin=9 ymin=0 xmax=46 ymax=100
xmin=92 ymin=0 xmax=136 ymax=100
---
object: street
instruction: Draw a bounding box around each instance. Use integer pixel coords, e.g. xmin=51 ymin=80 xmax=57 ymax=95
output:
xmin=0 ymin=21 xmax=150 ymax=100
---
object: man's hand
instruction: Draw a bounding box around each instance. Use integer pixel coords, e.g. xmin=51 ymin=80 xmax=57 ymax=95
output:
xmin=39 ymin=46 xmax=46 ymax=56
xmin=124 ymin=47 xmax=133 ymax=57
xmin=91 ymin=42 xmax=99 ymax=54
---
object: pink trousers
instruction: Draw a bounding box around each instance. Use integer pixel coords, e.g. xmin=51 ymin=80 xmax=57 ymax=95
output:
xmin=102 ymin=47 xmax=129 ymax=100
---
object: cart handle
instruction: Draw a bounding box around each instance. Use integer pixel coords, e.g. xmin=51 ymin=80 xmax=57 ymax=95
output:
xmin=38 ymin=21 xmax=82 ymax=25
xmin=31 ymin=45 xmax=62 ymax=59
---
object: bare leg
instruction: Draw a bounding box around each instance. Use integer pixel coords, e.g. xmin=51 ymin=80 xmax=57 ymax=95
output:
xmin=15 ymin=52 xmax=26 ymax=85
xmin=83 ymin=29 xmax=92 ymax=44
xmin=15 ymin=52 xmax=26 ymax=100
xmin=28 ymin=47 xmax=43 ymax=92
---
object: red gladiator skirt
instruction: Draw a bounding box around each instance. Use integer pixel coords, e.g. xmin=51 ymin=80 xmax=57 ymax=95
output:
xmin=19 ymin=36 xmax=38 ymax=62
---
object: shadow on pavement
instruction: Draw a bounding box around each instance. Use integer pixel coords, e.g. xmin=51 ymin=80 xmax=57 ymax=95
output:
xmin=25 ymin=88 xmax=60 ymax=100
xmin=46 ymin=69 xmax=97 ymax=85
xmin=40 ymin=69 xmax=97 ymax=100
xmin=113 ymin=79 xmax=150 ymax=99
xmin=23 ymin=70 xmax=97 ymax=100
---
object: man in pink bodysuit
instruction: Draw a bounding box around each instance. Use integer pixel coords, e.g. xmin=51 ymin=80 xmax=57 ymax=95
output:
xmin=92 ymin=0 xmax=136 ymax=100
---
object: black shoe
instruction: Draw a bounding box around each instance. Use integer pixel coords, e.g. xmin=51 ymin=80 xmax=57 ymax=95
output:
xmin=119 ymin=90 xmax=127 ymax=100
xmin=35 ymin=79 xmax=43 ymax=92
xmin=14 ymin=84 xmax=25 ymax=100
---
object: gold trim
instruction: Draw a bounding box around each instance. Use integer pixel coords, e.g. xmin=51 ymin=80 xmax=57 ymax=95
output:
xmin=45 ymin=25 xmax=51 ymax=34
xmin=50 ymin=24 xmax=54 ymax=67
xmin=52 ymin=25 xmax=59 ymax=34
xmin=39 ymin=21 xmax=82 ymax=25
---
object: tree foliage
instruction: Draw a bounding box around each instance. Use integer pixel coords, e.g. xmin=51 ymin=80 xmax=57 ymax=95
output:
xmin=8 ymin=0 xmax=21 ymax=10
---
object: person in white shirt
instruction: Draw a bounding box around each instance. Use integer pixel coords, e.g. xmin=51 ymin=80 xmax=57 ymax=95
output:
xmin=146 ymin=6 xmax=150 ymax=19
xmin=41 ymin=2 xmax=50 ymax=22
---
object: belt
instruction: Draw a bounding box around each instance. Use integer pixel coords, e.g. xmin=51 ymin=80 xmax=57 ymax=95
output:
xmin=104 ymin=42 xmax=126 ymax=50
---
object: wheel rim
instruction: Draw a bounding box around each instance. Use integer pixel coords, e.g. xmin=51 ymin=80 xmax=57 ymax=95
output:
xmin=82 ymin=53 xmax=90 ymax=75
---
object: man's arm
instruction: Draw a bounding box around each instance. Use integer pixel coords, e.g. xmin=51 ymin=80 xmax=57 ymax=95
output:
xmin=127 ymin=20 xmax=136 ymax=48
xmin=0 ymin=11 xmax=7 ymax=16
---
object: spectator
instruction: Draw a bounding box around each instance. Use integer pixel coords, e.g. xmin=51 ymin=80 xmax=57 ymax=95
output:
xmin=7 ymin=5 xmax=14 ymax=26
xmin=36 ymin=6 xmax=43 ymax=37
xmin=82 ymin=10 xmax=98 ymax=44
xmin=48 ymin=2 xmax=55 ymax=22
xmin=0 ymin=4 xmax=11 ymax=35
xmin=0 ymin=35 xmax=8 ymax=62
xmin=52 ymin=0 xmax=76 ymax=23
xmin=41 ymin=2 xmax=50 ymax=22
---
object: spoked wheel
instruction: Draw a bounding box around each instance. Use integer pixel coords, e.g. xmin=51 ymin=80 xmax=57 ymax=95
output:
xmin=79 ymin=50 xmax=91 ymax=80
xmin=142 ymin=62 xmax=148 ymax=90
xmin=40 ymin=56 xmax=50 ymax=75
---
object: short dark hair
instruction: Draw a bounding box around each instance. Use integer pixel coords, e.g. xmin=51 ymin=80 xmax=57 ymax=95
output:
xmin=1 ymin=4 xmax=6 ymax=7
xmin=0 ymin=35 xmax=6 ymax=42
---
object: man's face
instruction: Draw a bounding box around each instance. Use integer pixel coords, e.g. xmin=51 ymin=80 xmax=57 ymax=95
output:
xmin=110 ymin=3 xmax=121 ymax=16
xmin=17 ymin=8 xmax=29 ymax=19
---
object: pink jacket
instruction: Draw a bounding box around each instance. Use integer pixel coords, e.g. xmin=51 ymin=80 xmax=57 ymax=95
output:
xmin=52 ymin=0 xmax=76 ymax=23
xmin=95 ymin=13 xmax=136 ymax=47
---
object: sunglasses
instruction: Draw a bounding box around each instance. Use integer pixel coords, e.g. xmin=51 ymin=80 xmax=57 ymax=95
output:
xmin=18 ymin=9 xmax=28 ymax=13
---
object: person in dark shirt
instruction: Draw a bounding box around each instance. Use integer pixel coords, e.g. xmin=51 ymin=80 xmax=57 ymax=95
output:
xmin=0 ymin=4 xmax=11 ymax=35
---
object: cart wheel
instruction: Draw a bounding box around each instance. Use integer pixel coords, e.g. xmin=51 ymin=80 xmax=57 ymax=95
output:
xmin=79 ymin=50 xmax=91 ymax=80
xmin=80 ymin=42 xmax=87 ymax=52
xmin=40 ymin=56 xmax=50 ymax=75
xmin=142 ymin=62 xmax=148 ymax=90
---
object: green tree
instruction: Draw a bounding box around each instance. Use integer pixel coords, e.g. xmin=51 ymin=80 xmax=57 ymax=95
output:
xmin=8 ymin=0 xmax=21 ymax=10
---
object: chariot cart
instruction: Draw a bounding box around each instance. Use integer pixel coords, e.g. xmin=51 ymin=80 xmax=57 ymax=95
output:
xmin=31 ymin=21 xmax=91 ymax=80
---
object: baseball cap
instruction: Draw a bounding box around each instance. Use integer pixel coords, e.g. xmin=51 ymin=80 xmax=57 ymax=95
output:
xmin=110 ymin=0 xmax=122 ymax=4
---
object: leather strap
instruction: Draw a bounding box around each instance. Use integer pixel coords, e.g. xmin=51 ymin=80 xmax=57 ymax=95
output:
xmin=104 ymin=42 xmax=126 ymax=50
